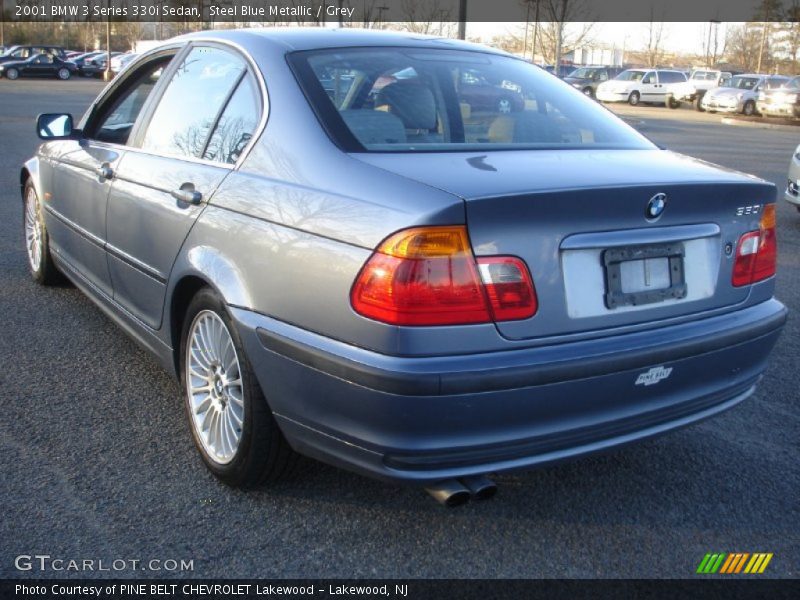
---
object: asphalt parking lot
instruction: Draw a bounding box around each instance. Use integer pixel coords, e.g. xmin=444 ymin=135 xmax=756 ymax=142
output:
xmin=0 ymin=78 xmax=798 ymax=579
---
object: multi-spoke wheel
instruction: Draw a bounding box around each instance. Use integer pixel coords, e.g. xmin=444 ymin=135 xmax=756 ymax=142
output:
xmin=180 ymin=288 xmax=297 ymax=487
xmin=186 ymin=310 xmax=244 ymax=464
xmin=23 ymin=181 xmax=60 ymax=284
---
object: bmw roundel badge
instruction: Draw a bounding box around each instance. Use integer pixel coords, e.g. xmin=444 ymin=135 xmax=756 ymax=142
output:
xmin=646 ymin=193 xmax=667 ymax=220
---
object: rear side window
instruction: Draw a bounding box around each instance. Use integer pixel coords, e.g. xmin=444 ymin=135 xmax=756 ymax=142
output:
xmin=202 ymin=74 xmax=260 ymax=164
xmin=141 ymin=46 xmax=247 ymax=159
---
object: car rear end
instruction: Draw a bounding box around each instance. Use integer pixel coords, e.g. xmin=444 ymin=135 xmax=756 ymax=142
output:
xmin=233 ymin=41 xmax=786 ymax=484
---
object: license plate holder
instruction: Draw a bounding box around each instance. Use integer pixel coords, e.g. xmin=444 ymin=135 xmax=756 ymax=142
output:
xmin=604 ymin=243 xmax=687 ymax=309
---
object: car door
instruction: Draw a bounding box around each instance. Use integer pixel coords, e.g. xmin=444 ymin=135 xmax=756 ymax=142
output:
xmin=640 ymin=71 xmax=661 ymax=102
xmin=105 ymin=44 xmax=262 ymax=329
xmin=44 ymin=53 xmax=174 ymax=296
xmin=28 ymin=54 xmax=54 ymax=77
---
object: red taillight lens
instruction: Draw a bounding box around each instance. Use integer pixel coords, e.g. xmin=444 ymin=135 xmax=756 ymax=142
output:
xmin=732 ymin=204 xmax=777 ymax=287
xmin=477 ymin=257 xmax=538 ymax=320
xmin=351 ymin=226 xmax=537 ymax=326
xmin=351 ymin=227 xmax=490 ymax=325
xmin=752 ymin=204 xmax=777 ymax=283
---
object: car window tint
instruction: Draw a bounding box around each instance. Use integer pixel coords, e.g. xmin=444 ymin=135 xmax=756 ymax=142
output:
xmin=141 ymin=46 xmax=246 ymax=159
xmin=90 ymin=59 xmax=169 ymax=146
xmin=297 ymin=49 xmax=652 ymax=152
xmin=202 ymin=74 xmax=260 ymax=164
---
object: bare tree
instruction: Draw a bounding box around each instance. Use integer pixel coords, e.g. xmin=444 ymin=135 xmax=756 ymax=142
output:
xmin=391 ymin=0 xmax=458 ymax=37
xmin=522 ymin=0 xmax=593 ymax=67
xmin=726 ymin=24 xmax=763 ymax=72
xmin=776 ymin=0 xmax=800 ymax=73
xmin=644 ymin=13 xmax=666 ymax=67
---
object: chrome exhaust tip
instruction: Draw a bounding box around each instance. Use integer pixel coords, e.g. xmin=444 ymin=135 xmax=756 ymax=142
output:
xmin=425 ymin=480 xmax=471 ymax=507
xmin=459 ymin=474 xmax=497 ymax=500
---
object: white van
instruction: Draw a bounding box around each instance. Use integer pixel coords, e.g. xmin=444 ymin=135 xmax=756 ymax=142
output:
xmin=596 ymin=69 xmax=687 ymax=106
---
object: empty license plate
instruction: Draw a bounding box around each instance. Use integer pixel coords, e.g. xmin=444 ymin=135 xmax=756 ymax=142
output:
xmin=604 ymin=243 xmax=687 ymax=309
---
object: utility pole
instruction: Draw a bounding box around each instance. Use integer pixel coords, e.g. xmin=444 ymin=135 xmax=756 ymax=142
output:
xmin=105 ymin=0 xmax=111 ymax=81
xmin=458 ymin=0 xmax=466 ymax=40
xmin=531 ymin=0 xmax=540 ymax=63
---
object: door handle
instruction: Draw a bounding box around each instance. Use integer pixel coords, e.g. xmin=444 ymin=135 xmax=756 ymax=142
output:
xmin=95 ymin=164 xmax=113 ymax=180
xmin=171 ymin=183 xmax=203 ymax=205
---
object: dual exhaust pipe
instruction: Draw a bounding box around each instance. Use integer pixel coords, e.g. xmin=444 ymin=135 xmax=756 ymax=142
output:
xmin=425 ymin=475 xmax=497 ymax=507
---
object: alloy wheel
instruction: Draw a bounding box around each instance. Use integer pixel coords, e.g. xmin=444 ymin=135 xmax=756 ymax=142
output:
xmin=185 ymin=310 xmax=245 ymax=464
xmin=24 ymin=187 xmax=42 ymax=273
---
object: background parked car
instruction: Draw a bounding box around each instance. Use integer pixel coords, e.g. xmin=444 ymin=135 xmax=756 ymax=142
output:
xmin=89 ymin=51 xmax=124 ymax=76
xmin=786 ymin=144 xmax=800 ymax=213
xmin=701 ymin=74 xmax=790 ymax=115
xmin=0 ymin=45 xmax=66 ymax=64
xmin=757 ymin=76 xmax=800 ymax=119
xmin=457 ymin=67 xmax=525 ymax=113
xmin=596 ymin=69 xmax=687 ymax=106
xmin=544 ymin=64 xmax=575 ymax=78
xmin=70 ymin=51 xmax=107 ymax=76
xmin=669 ymin=69 xmax=733 ymax=110
xmin=563 ymin=66 xmax=624 ymax=98
xmin=110 ymin=52 xmax=139 ymax=75
xmin=0 ymin=54 xmax=77 ymax=80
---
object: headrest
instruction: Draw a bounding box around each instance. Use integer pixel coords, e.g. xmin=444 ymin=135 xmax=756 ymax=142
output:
xmin=340 ymin=110 xmax=407 ymax=145
xmin=376 ymin=81 xmax=437 ymax=131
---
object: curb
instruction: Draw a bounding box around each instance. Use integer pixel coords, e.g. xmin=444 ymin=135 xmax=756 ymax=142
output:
xmin=720 ymin=117 xmax=799 ymax=132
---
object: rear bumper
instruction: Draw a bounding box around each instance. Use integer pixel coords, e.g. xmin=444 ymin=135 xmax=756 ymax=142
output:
xmin=232 ymin=299 xmax=786 ymax=484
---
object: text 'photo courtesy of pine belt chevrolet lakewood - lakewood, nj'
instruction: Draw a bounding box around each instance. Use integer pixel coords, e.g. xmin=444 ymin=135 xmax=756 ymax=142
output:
xmin=21 ymin=28 xmax=786 ymax=506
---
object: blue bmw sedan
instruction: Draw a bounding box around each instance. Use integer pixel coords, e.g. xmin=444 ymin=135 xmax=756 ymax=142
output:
xmin=22 ymin=29 xmax=786 ymax=504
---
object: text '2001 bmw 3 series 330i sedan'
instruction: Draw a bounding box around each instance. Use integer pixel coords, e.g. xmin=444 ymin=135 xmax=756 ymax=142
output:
xmin=21 ymin=29 xmax=786 ymax=505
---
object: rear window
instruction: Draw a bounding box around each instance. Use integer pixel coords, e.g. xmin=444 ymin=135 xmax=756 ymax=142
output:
xmin=290 ymin=48 xmax=652 ymax=153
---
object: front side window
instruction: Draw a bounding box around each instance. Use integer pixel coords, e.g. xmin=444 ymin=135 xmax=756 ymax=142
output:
xmin=616 ymin=70 xmax=646 ymax=81
xmin=141 ymin=46 xmax=247 ymax=159
xmin=729 ymin=76 xmax=759 ymax=90
xmin=86 ymin=57 xmax=171 ymax=146
xmin=292 ymin=48 xmax=652 ymax=152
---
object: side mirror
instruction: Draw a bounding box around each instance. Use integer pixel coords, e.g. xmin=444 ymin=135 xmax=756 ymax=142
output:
xmin=36 ymin=113 xmax=75 ymax=140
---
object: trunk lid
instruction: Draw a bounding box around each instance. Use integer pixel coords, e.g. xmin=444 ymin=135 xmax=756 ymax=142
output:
xmin=355 ymin=149 xmax=775 ymax=340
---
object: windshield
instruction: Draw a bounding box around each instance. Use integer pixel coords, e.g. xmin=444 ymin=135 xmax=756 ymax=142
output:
xmin=728 ymin=76 xmax=760 ymax=90
xmin=291 ymin=48 xmax=652 ymax=153
xmin=615 ymin=70 xmax=646 ymax=81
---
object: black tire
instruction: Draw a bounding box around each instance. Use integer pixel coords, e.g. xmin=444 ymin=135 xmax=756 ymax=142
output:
xmin=582 ymin=86 xmax=594 ymax=98
xmin=743 ymin=100 xmax=756 ymax=116
xmin=695 ymin=93 xmax=706 ymax=112
xmin=179 ymin=287 xmax=297 ymax=488
xmin=6 ymin=67 xmax=19 ymax=80
xmin=57 ymin=68 xmax=71 ymax=80
xmin=23 ymin=180 xmax=62 ymax=285
xmin=628 ymin=91 xmax=640 ymax=106
xmin=667 ymin=95 xmax=680 ymax=109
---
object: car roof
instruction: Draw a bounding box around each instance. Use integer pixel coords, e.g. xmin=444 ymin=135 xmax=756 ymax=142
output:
xmin=175 ymin=27 xmax=510 ymax=56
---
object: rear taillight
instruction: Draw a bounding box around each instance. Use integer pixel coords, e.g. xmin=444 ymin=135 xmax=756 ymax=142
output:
xmin=732 ymin=204 xmax=777 ymax=287
xmin=351 ymin=226 xmax=536 ymax=326
xmin=476 ymin=257 xmax=537 ymax=321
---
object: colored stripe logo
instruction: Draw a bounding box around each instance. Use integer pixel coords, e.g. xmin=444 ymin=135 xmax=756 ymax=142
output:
xmin=696 ymin=553 xmax=773 ymax=574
